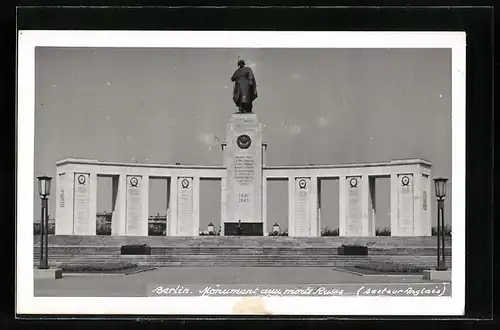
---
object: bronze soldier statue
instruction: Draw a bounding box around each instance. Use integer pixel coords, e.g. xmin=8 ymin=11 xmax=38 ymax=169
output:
xmin=231 ymin=60 xmax=258 ymax=113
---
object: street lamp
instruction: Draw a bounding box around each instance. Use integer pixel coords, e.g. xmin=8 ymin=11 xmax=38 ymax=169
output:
xmin=37 ymin=175 xmax=52 ymax=269
xmin=434 ymin=177 xmax=448 ymax=271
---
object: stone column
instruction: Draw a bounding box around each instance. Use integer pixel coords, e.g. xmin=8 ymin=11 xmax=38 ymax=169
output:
xmin=361 ymin=175 xmax=376 ymax=236
xmin=141 ymin=175 xmax=150 ymax=236
xmin=338 ymin=175 xmax=347 ymax=236
xmin=390 ymin=174 xmax=399 ymax=236
xmin=317 ymin=178 xmax=322 ymax=236
xmin=345 ymin=176 xmax=363 ymax=236
xmin=412 ymin=169 xmax=422 ymax=236
xmin=293 ymin=177 xmax=312 ymax=236
xmin=72 ymin=172 xmax=92 ymax=235
xmin=421 ymin=173 xmax=432 ymax=236
xmin=261 ymin=143 xmax=267 ymax=234
xmin=55 ymin=172 xmax=74 ymax=235
xmin=415 ymin=170 xmax=432 ymax=236
xmin=88 ymin=172 xmax=98 ymax=235
xmin=168 ymin=175 xmax=178 ymax=236
xmin=288 ymin=177 xmax=295 ymax=236
xmin=223 ymin=113 xmax=263 ymax=232
xmin=309 ymin=176 xmax=319 ymax=237
xmin=262 ymin=177 xmax=268 ymax=235
xmin=395 ymin=174 xmax=415 ymax=236
xmin=220 ymin=177 xmax=227 ymax=236
xmin=177 ymin=177 xmax=195 ymax=236
xmin=125 ymin=175 xmax=145 ymax=236
xmin=111 ymin=174 xmax=126 ymax=236
xmin=192 ymin=176 xmax=200 ymax=236
xmin=361 ymin=175 xmax=370 ymax=236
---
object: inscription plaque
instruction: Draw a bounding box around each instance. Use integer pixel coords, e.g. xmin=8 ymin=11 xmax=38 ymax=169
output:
xmin=294 ymin=178 xmax=310 ymax=236
xmin=73 ymin=173 xmax=90 ymax=234
xmin=233 ymin=155 xmax=256 ymax=186
xmin=422 ymin=191 xmax=428 ymax=211
xmin=178 ymin=177 xmax=194 ymax=236
xmin=58 ymin=173 xmax=66 ymax=208
xmin=230 ymin=150 xmax=257 ymax=221
xmin=126 ymin=176 xmax=142 ymax=234
xmin=346 ymin=176 xmax=362 ymax=236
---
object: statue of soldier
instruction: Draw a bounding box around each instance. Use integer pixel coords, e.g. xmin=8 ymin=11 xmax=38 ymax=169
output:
xmin=231 ymin=60 xmax=258 ymax=113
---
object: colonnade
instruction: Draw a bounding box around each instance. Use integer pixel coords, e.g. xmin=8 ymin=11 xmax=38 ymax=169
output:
xmin=55 ymin=158 xmax=431 ymax=237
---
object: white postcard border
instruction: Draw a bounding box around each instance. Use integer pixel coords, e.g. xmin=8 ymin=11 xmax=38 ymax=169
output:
xmin=17 ymin=30 xmax=466 ymax=316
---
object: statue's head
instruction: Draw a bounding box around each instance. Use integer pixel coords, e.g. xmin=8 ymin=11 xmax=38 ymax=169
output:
xmin=238 ymin=60 xmax=245 ymax=68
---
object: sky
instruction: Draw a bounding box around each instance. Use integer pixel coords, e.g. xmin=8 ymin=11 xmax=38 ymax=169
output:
xmin=34 ymin=47 xmax=452 ymax=232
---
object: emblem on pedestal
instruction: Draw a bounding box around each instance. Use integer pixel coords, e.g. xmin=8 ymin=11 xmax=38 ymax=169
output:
xmin=77 ymin=175 xmax=86 ymax=185
xmin=349 ymin=177 xmax=358 ymax=188
xmin=181 ymin=178 xmax=190 ymax=189
xmin=298 ymin=179 xmax=307 ymax=189
xmin=130 ymin=177 xmax=139 ymax=187
xmin=236 ymin=134 xmax=252 ymax=149
xmin=401 ymin=176 xmax=410 ymax=186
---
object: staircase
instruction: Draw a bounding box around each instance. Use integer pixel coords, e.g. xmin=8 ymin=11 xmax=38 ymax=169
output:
xmin=33 ymin=235 xmax=452 ymax=268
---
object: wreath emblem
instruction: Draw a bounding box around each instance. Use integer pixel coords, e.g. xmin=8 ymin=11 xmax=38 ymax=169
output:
xmin=298 ymin=179 xmax=307 ymax=189
xmin=77 ymin=175 xmax=86 ymax=185
xmin=236 ymin=134 xmax=252 ymax=149
xmin=130 ymin=177 xmax=139 ymax=187
xmin=401 ymin=176 xmax=410 ymax=186
xmin=349 ymin=177 xmax=358 ymax=188
xmin=181 ymin=178 xmax=190 ymax=189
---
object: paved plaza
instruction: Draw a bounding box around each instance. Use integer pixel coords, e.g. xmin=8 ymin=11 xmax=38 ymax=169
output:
xmin=35 ymin=267 xmax=433 ymax=297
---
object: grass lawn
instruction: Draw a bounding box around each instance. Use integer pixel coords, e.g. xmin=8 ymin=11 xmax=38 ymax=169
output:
xmin=59 ymin=262 xmax=153 ymax=274
xmin=344 ymin=261 xmax=431 ymax=275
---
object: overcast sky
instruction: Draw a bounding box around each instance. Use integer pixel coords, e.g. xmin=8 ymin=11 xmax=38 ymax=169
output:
xmin=34 ymin=47 xmax=452 ymax=232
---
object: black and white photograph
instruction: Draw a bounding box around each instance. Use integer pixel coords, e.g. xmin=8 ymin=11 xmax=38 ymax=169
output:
xmin=17 ymin=31 xmax=465 ymax=315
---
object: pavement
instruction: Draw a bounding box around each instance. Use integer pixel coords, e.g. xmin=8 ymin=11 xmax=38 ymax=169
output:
xmin=34 ymin=267 xmax=436 ymax=297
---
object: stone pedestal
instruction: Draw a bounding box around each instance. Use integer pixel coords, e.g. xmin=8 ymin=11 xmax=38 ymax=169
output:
xmin=125 ymin=175 xmax=149 ymax=236
xmin=288 ymin=177 xmax=319 ymax=237
xmin=55 ymin=172 xmax=74 ymax=235
xmin=422 ymin=269 xmax=451 ymax=281
xmin=223 ymin=113 xmax=263 ymax=230
xmin=34 ymin=268 xmax=62 ymax=280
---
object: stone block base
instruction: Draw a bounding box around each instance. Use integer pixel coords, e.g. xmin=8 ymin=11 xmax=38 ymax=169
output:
xmin=224 ymin=222 xmax=263 ymax=236
xmin=422 ymin=269 xmax=451 ymax=281
xmin=34 ymin=268 xmax=62 ymax=280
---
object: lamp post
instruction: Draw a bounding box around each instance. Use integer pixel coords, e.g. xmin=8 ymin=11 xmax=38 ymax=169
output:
xmin=433 ymin=177 xmax=448 ymax=271
xmin=37 ymin=176 xmax=52 ymax=269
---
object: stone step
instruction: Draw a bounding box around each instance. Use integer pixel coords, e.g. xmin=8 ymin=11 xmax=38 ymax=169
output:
xmin=34 ymin=235 xmax=452 ymax=248
xmin=33 ymin=255 xmax=452 ymax=267
xmin=35 ymin=260 xmax=453 ymax=268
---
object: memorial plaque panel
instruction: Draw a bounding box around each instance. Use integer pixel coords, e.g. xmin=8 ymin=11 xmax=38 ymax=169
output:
xmin=346 ymin=176 xmax=362 ymax=236
xmin=398 ymin=174 xmax=414 ymax=235
xmin=294 ymin=178 xmax=310 ymax=236
xmin=178 ymin=177 xmax=194 ymax=236
xmin=126 ymin=176 xmax=143 ymax=235
xmin=58 ymin=173 xmax=66 ymax=208
xmin=421 ymin=174 xmax=430 ymax=235
xmin=73 ymin=173 xmax=90 ymax=234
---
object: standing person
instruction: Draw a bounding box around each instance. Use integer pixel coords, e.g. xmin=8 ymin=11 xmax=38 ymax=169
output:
xmin=236 ymin=220 xmax=244 ymax=236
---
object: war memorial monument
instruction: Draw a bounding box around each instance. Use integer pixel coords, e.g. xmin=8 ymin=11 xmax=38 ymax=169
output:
xmin=35 ymin=59 xmax=450 ymax=274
